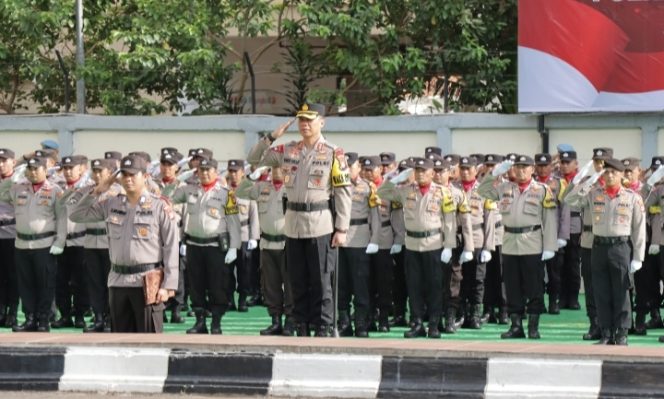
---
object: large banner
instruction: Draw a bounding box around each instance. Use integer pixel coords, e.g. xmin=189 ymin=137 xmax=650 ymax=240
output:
xmin=518 ymin=0 xmax=664 ymax=113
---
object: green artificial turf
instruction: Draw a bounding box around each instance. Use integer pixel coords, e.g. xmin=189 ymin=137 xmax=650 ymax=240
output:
xmin=3 ymin=294 xmax=664 ymax=347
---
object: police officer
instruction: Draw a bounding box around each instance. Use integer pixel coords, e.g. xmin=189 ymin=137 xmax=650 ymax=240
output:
xmin=478 ymin=155 xmax=558 ymax=339
xmin=237 ymin=165 xmax=294 ymax=335
xmin=0 ymin=149 xmax=18 ymax=328
xmin=379 ymin=152 xmax=398 ymax=177
xmin=0 ymin=157 xmax=67 ymax=332
xmin=387 ymin=158 xmax=408 ymax=327
xmin=378 ymin=157 xmax=472 ymax=339
xmin=247 ymin=103 xmax=352 ymax=337
xmin=69 ymin=155 xmax=179 ymax=333
xmin=565 ymin=158 xmax=645 ymax=345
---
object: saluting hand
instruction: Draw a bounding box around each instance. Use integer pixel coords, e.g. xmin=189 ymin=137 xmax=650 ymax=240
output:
xmin=93 ymin=171 xmax=119 ymax=195
xmin=573 ymin=160 xmax=594 ymax=185
xmin=270 ymin=118 xmax=296 ymax=141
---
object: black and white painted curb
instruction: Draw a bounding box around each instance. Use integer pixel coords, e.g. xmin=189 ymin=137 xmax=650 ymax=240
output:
xmin=0 ymin=346 xmax=662 ymax=398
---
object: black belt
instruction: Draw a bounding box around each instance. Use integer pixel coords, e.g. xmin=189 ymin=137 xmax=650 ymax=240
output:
xmin=0 ymin=218 xmax=15 ymax=227
xmin=67 ymin=231 xmax=86 ymax=240
xmin=86 ymin=228 xmax=107 ymax=236
xmin=406 ymin=229 xmax=441 ymax=238
xmin=111 ymin=263 xmax=161 ymax=274
xmin=350 ymin=218 xmax=368 ymax=226
xmin=593 ymin=236 xmax=629 ymax=246
xmin=495 ymin=221 xmax=502 ymax=229
xmin=583 ymin=225 xmax=592 ymax=232
xmin=184 ymin=234 xmax=219 ymax=245
xmin=381 ymin=220 xmax=391 ymax=228
xmin=571 ymin=211 xmax=581 ymax=217
xmin=17 ymin=231 xmax=55 ymax=241
xmin=261 ymin=233 xmax=285 ymax=242
xmin=286 ymin=201 xmax=329 ymax=212
xmin=240 ymin=220 xmax=249 ymax=227
xmin=504 ymin=225 xmax=541 ymax=234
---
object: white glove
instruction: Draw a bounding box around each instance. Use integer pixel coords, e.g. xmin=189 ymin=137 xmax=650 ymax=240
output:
xmin=49 ymin=245 xmax=64 ymax=255
xmin=249 ymin=166 xmax=270 ymax=181
xmin=480 ymin=250 xmax=492 ymax=263
xmin=586 ymin=169 xmax=605 ymax=187
xmin=46 ymin=166 xmax=59 ymax=177
xmin=177 ymin=168 xmax=197 ymax=182
xmin=491 ymin=160 xmax=513 ymax=177
xmin=390 ymin=168 xmax=413 ymax=184
xmin=572 ymin=160 xmax=594 ymax=185
xmin=225 ymin=248 xmax=238 ymax=264
xmin=649 ymin=244 xmax=660 ymax=255
xmin=247 ymin=239 xmax=258 ymax=250
xmin=630 ymin=260 xmax=643 ymax=273
xmin=366 ymin=243 xmax=379 ymax=254
xmin=541 ymin=250 xmax=555 ymax=261
xmin=459 ymin=250 xmax=474 ymax=264
xmin=75 ymin=170 xmax=92 ymax=189
xmin=177 ymin=156 xmax=192 ymax=168
xmin=440 ymin=248 xmax=453 ymax=263
xmin=648 ymin=165 xmax=664 ymax=187
xmin=557 ymin=239 xmax=567 ymax=249
xmin=179 ymin=244 xmax=187 ymax=257
xmin=390 ymin=244 xmax=403 ymax=254
xmin=12 ymin=164 xmax=27 ymax=183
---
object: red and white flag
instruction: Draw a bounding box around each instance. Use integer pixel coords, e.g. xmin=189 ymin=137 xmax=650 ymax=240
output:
xmin=519 ymin=0 xmax=664 ymax=112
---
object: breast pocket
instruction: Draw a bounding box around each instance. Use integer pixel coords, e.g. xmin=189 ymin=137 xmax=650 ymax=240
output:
xmin=592 ymin=205 xmax=606 ymax=225
xmin=523 ymin=199 xmax=540 ymax=216
xmin=308 ymin=168 xmax=328 ymax=190
xmin=132 ymin=215 xmax=154 ymax=240
xmin=106 ymin=215 xmax=125 ymax=239
xmin=613 ymin=205 xmax=631 ymax=226
xmin=499 ymin=198 xmax=513 ymax=215
xmin=257 ymin=198 xmax=269 ymax=214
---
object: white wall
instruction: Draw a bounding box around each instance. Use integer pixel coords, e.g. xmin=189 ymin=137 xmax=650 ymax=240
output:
xmin=1 ymin=131 xmax=58 ymax=159
xmin=452 ymin=128 xmax=541 ymax=156
xmin=550 ymin=128 xmax=642 ymax=164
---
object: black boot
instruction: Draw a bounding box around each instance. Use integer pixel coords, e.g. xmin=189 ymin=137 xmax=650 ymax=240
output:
xmin=614 ymin=328 xmax=628 ymax=346
xmin=13 ymin=313 xmax=37 ymax=332
xmin=282 ymin=317 xmax=295 ymax=336
xmin=427 ymin=317 xmax=441 ymax=339
xmin=296 ymin=322 xmax=310 ymax=337
xmin=527 ymin=314 xmax=541 ymax=339
xmin=632 ymin=313 xmax=647 ymax=336
xmin=389 ymin=314 xmax=407 ymax=327
xmin=37 ymin=314 xmax=50 ymax=332
xmin=377 ymin=313 xmax=390 ymax=333
xmin=84 ymin=313 xmax=105 ymax=333
xmin=354 ymin=310 xmax=369 ymax=338
xmin=595 ymin=329 xmax=614 ymax=345
xmin=237 ymin=294 xmax=248 ymax=312
xmin=186 ymin=309 xmax=208 ymax=334
xmin=74 ymin=314 xmax=86 ymax=329
xmin=170 ymin=309 xmax=185 ymax=324
xmin=548 ymin=294 xmax=560 ymax=315
xmin=480 ymin=306 xmax=492 ymax=324
xmin=338 ymin=311 xmax=353 ymax=337
xmin=103 ymin=314 xmax=112 ymax=333
xmin=444 ymin=309 xmax=457 ymax=334
xmin=498 ymin=307 xmax=509 ymax=325
xmin=51 ymin=315 xmax=74 ymax=329
xmin=314 ymin=324 xmax=331 ymax=337
xmin=404 ymin=318 xmax=426 ymax=338
xmin=210 ymin=311 xmax=222 ymax=335
xmin=260 ymin=315 xmax=283 ymax=336
xmin=645 ymin=310 xmax=664 ymax=329
xmin=4 ymin=313 xmax=17 ymax=328
xmin=501 ymin=313 xmax=525 ymax=339
xmin=582 ymin=317 xmax=602 ymax=340
xmin=467 ymin=305 xmax=482 ymax=329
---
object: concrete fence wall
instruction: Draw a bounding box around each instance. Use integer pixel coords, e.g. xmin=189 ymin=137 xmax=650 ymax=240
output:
xmin=1 ymin=113 xmax=664 ymax=166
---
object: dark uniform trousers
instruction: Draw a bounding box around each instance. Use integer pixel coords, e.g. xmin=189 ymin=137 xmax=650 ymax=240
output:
xmin=250 ymin=242 xmax=261 ymax=297
xmin=0 ymin=238 xmax=18 ymax=317
xmin=55 ymin=245 xmax=89 ymax=318
xmin=260 ymin=248 xmax=293 ymax=318
xmin=545 ymin=251 xmax=562 ymax=301
xmin=405 ymin=248 xmax=443 ymax=321
xmin=338 ymin=247 xmax=371 ymax=323
xmin=15 ymin=247 xmax=56 ymax=317
xmin=502 ymin=254 xmax=546 ymax=315
xmin=166 ymin=254 xmax=186 ymax=314
xmin=286 ymin=234 xmax=335 ymax=328
xmin=109 ymin=287 xmax=164 ymax=333
xmin=391 ymin=250 xmax=408 ymax=318
xmin=460 ymin=250 xmax=487 ymax=307
xmin=580 ymin=248 xmax=596 ymax=319
xmin=369 ymin=249 xmax=393 ymax=318
xmin=187 ymin=245 xmax=231 ymax=315
xmin=443 ymin=248 xmax=463 ymax=317
xmin=560 ymin=233 xmax=582 ymax=305
xmin=483 ymin=245 xmax=506 ymax=312
xmin=591 ymin=240 xmax=631 ymax=329
xmin=633 ymin=243 xmax=659 ymax=317
xmin=228 ymin=241 xmax=252 ymax=301
xmin=84 ymin=249 xmax=111 ymax=316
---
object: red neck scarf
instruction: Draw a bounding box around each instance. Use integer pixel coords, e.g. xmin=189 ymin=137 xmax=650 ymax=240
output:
xmin=32 ymin=182 xmax=45 ymax=192
xmin=536 ymin=175 xmax=549 ymax=183
xmin=628 ymin=181 xmax=640 ymax=191
xmin=202 ymin=181 xmax=216 ymax=192
xmin=1 ymin=171 xmax=13 ymax=179
xmin=162 ymin=176 xmax=175 ymax=184
xmin=518 ymin=179 xmax=532 ymax=193
xmin=66 ymin=178 xmax=80 ymax=188
xmin=419 ymin=183 xmax=431 ymax=196
xmin=563 ymin=171 xmax=576 ymax=183
xmin=461 ymin=179 xmax=476 ymax=193
xmin=272 ymin=179 xmax=283 ymax=191
xmin=605 ymin=185 xmax=620 ymax=199
xmin=373 ymin=176 xmax=383 ymax=186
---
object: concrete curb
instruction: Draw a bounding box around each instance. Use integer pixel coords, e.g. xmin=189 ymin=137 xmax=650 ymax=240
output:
xmin=0 ymin=345 xmax=663 ymax=398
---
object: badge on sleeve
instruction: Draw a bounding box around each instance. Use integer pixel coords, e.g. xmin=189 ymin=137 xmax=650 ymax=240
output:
xmin=331 ymin=148 xmax=351 ymax=187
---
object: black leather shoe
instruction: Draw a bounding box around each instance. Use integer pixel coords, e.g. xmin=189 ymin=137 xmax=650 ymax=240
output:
xmin=37 ymin=315 xmax=50 ymax=333
xmin=314 ymin=325 xmax=331 ymax=337
xmin=170 ymin=311 xmax=185 ymax=324
xmin=186 ymin=311 xmax=208 ymax=334
xmin=567 ymin=301 xmax=581 ymax=310
xmin=260 ymin=316 xmax=283 ymax=336
xmin=4 ymin=314 xmax=17 ymax=328
xmin=389 ymin=315 xmax=408 ymax=327
xmin=548 ymin=302 xmax=560 ymax=315
xmin=282 ymin=318 xmax=295 ymax=336
xmin=583 ymin=318 xmax=602 ymax=341
xmin=404 ymin=322 xmax=426 ymax=338
xmin=595 ymin=329 xmax=615 ymax=345
xmin=13 ymin=314 xmax=37 ymax=332
xmin=501 ymin=314 xmax=525 ymax=339
xmin=51 ymin=317 xmax=74 ymax=329
xmin=74 ymin=315 xmax=86 ymax=329
xmin=614 ymin=328 xmax=628 ymax=346
xmin=354 ymin=328 xmax=369 ymax=338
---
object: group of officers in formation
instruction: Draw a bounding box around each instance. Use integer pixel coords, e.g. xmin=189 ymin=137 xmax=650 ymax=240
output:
xmin=0 ymin=104 xmax=661 ymax=346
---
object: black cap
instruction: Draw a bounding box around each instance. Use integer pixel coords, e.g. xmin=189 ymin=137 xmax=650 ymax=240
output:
xmin=433 ymin=157 xmax=450 ymax=171
xmin=470 ymin=153 xmax=484 ymax=163
xmin=227 ymin=159 xmax=245 ymax=171
xmin=534 ymin=153 xmax=552 ymax=166
xmin=160 ymin=147 xmax=178 ymax=156
xmin=425 ymin=147 xmax=442 ymax=156
xmin=651 ymin=156 xmax=664 ymax=169
xmin=119 ymin=155 xmax=147 ymax=174
xmin=592 ymin=147 xmax=613 ymax=161
xmin=199 ymin=158 xmax=219 ymax=170
xmin=459 ymin=156 xmax=478 ymax=168
xmin=379 ymin=152 xmax=395 ymax=165
xmin=128 ymin=151 xmax=152 ymax=163
xmin=26 ymin=157 xmax=47 ymax=169
xmin=398 ymin=158 xmax=415 ymax=171
xmin=90 ymin=158 xmax=116 ymax=170
xmin=505 ymin=153 xmax=518 ymax=162
xmin=411 ymin=157 xmax=433 ymax=169
xmin=0 ymin=149 xmax=15 ymax=159
xmin=604 ymin=158 xmax=625 ymax=172
xmin=61 ymin=155 xmax=87 ymax=167
xmin=160 ymin=151 xmax=184 ymax=165
xmin=513 ymin=155 xmax=535 ymax=166
xmin=193 ymin=148 xmax=213 ymax=160
xmin=483 ymin=154 xmax=503 ymax=165
xmin=361 ymin=156 xmax=381 ymax=169
xmin=444 ymin=154 xmax=461 ymax=165
xmin=621 ymin=157 xmax=640 ymax=171
xmin=34 ymin=149 xmax=57 ymax=160
xmin=296 ymin=103 xmax=326 ymax=119
xmin=559 ymin=151 xmax=577 ymax=161
xmin=104 ymin=151 xmax=122 ymax=161
xmin=345 ymin=152 xmax=359 ymax=166
xmin=188 ymin=148 xmax=198 ymax=157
